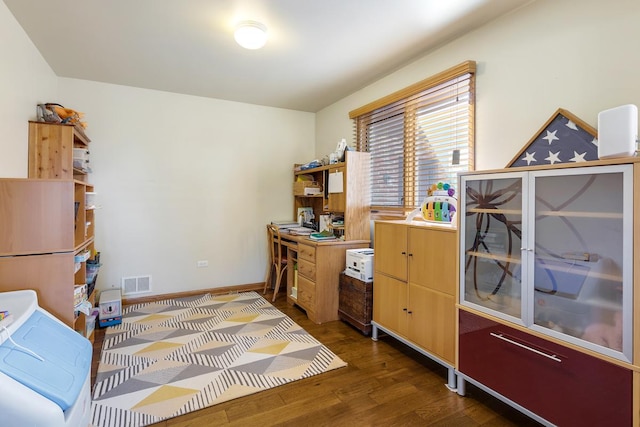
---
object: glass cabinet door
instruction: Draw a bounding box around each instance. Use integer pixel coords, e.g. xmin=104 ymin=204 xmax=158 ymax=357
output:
xmin=529 ymin=165 xmax=632 ymax=362
xmin=460 ymin=173 xmax=526 ymax=322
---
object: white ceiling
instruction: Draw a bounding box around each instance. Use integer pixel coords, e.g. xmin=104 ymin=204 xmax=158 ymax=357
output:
xmin=4 ymin=0 xmax=532 ymax=112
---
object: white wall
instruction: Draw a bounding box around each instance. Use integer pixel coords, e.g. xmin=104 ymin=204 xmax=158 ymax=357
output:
xmin=0 ymin=0 xmax=315 ymax=297
xmin=0 ymin=0 xmax=57 ymax=177
xmin=5 ymin=0 xmax=640 ymax=297
xmin=316 ymin=0 xmax=640 ymax=170
xmin=58 ymin=79 xmax=315 ymax=295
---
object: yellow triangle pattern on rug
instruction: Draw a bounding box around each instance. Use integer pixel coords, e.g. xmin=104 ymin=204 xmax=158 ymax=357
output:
xmin=90 ymin=291 xmax=347 ymax=427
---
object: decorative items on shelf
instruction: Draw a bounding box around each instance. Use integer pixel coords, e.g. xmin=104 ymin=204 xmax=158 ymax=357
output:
xmin=422 ymin=182 xmax=457 ymax=223
xmin=406 ymin=181 xmax=457 ymax=223
xmin=36 ymin=103 xmax=87 ymax=128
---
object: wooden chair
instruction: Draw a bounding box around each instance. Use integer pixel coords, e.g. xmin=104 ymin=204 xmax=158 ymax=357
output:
xmin=264 ymin=224 xmax=288 ymax=302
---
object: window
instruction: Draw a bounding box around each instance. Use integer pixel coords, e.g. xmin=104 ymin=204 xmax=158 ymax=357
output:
xmin=350 ymin=61 xmax=475 ymax=218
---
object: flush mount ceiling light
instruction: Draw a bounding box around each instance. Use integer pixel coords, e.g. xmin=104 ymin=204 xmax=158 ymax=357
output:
xmin=234 ymin=20 xmax=268 ymax=50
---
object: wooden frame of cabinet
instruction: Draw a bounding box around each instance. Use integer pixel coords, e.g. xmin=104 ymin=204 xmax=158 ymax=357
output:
xmin=293 ymin=151 xmax=370 ymax=241
xmin=456 ymin=157 xmax=640 ymax=426
xmin=372 ymin=220 xmax=458 ymax=390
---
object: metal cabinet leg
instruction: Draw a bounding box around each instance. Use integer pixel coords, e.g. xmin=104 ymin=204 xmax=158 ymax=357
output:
xmin=457 ymin=375 xmax=466 ymax=396
xmin=446 ymin=368 xmax=457 ymax=391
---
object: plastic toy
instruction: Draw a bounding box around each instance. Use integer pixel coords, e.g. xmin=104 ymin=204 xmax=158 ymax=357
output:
xmin=421 ymin=182 xmax=457 ymax=223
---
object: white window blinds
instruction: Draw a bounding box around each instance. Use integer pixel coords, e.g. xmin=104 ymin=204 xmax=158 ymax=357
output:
xmin=350 ymin=61 xmax=475 ymax=217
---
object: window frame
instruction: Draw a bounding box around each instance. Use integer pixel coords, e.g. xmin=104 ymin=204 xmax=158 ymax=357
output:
xmin=350 ymin=61 xmax=476 ymax=219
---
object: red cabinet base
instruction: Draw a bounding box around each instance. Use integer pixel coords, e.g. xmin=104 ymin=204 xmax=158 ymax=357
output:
xmin=458 ymin=310 xmax=632 ymax=426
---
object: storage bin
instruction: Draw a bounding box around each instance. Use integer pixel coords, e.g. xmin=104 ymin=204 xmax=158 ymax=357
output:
xmin=85 ymin=308 xmax=99 ymax=338
xmin=85 ymin=192 xmax=96 ymax=208
xmin=86 ymin=262 xmax=100 ymax=284
xmin=73 ymin=284 xmax=87 ymax=307
xmin=0 ymin=290 xmax=93 ymax=427
xmin=72 ymin=148 xmax=90 ymax=170
xmin=74 ymin=250 xmax=90 ymax=263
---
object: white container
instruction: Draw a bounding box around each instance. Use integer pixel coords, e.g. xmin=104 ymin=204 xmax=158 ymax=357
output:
xmin=598 ymin=104 xmax=638 ymax=159
xmin=73 ymin=250 xmax=90 ymax=263
xmin=85 ymin=192 xmax=96 ymax=208
xmin=72 ymin=148 xmax=90 ymax=169
xmin=85 ymin=308 xmax=98 ymax=337
xmin=0 ymin=290 xmax=92 ymax=427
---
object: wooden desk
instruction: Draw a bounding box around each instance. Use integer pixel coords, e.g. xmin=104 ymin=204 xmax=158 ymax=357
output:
xmin=280 ymin=233 xmax=369 ymax=324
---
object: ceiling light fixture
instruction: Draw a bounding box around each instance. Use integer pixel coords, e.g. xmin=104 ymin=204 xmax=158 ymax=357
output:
xmin=234 ymin=20 xmax=268 ymax=50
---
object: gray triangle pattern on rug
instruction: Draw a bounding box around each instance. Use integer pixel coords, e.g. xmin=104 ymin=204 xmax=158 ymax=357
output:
xmin=91 ymin=291 xmax=347 ymax=427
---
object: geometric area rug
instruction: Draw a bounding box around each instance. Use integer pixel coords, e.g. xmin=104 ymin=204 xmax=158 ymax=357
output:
xmin=90 ymin=291 xmax=347 ymax=427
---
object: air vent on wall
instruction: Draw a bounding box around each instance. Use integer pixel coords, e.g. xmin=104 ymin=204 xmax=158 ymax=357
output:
xmin=121 ymin=275 xmax=152 ymax=295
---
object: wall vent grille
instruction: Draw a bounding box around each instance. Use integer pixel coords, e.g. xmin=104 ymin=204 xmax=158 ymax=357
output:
xmin=121 ymin=275 xmax=152 ymax=295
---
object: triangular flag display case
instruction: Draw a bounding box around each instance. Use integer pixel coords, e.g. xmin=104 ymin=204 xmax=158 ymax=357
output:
xmin=506 ymin=108 xmax=598 ymax=168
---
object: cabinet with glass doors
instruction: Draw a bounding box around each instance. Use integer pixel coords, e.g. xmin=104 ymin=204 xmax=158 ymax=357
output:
xmin=457 ymin=161 xmax=637 ymax=426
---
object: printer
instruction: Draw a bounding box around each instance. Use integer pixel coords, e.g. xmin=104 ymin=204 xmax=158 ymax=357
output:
xmin=345 ymin=248 xmax=374 ymax=283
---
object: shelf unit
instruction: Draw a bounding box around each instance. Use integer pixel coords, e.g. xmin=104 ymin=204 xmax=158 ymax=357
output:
xmin=0 ymin=179 xmax=77 ymax=325
xmin=293 ymin=151 xmax=370 ymax=241
xmin=9 ymin=121 xmax=99 ymax=341
xmin=457 ymin=159 xmax=640 ymax=426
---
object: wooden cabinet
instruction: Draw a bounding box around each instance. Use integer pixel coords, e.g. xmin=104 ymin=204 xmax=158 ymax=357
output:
xmin=0 ymin=122 xmax=97 ymax=341
xmin=0 ymin=252 xmax=74 ymax=324
xmin=0 ymin=179 xmax=94 ymax=334
xmin=28 ymin=121 xmax=91 ymax=180
xmin=286 ymin=236 xmax=369 ymax=324
xmin=293 ymin=151 xmax=370 ymax=241
xmin=373 ymin=221 xmax=457 ymax=385
xmin=373 ymin=273 xmax=407 ymax=334
xmin=457 ymin=159 xmax=640 ymax=425
xmin=338 ymin=272 xmax=373 ymax=335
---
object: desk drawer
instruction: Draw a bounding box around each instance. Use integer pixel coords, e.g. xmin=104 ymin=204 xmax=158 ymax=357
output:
xmin=298 ymin=244 xmax=316 ymax=262
xmin=297 ymin=259 xmax=316 ymax=280
xmin=298 ymin=275 xmax=316 ymax=310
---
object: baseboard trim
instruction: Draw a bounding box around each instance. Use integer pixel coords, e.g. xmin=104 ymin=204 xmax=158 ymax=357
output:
xmin=121 ymin=282 xmax=265 ymax=306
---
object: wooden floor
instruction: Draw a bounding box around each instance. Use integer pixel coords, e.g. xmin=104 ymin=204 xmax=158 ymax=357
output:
xmin=91 ymin=291 xmax=542 ymax=427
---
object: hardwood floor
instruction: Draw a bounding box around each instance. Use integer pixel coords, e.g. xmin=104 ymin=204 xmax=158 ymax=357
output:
xmin=91 ymin=291 xmax=542 ymax=427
